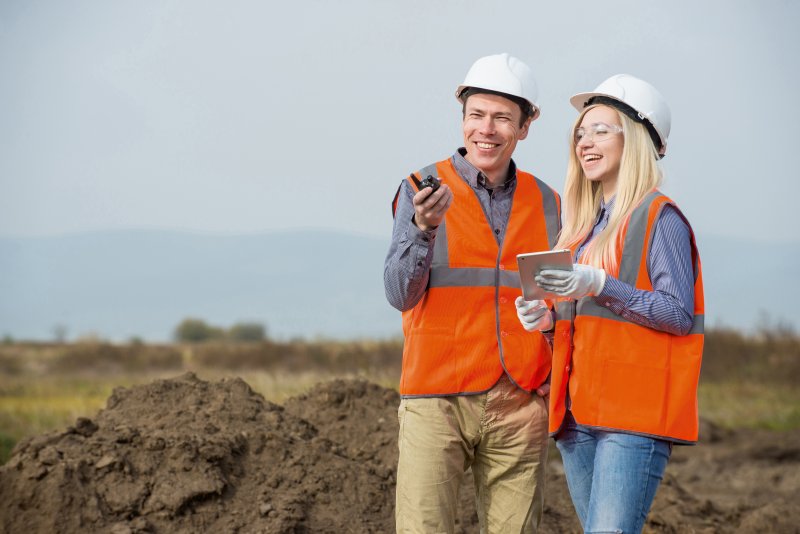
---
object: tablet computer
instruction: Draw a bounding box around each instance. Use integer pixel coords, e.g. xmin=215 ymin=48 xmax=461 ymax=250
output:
xmin=516 ymin=249 xmax=573 ymax=301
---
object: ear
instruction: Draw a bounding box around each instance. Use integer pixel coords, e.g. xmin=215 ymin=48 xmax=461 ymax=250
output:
xmin=517 ymin=116 xmax=533 ymax=140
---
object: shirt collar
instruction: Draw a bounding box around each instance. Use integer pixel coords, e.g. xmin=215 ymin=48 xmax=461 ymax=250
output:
xmin=452 ymin=148 xmax=517 ymax=190
xmin=594 ymin=195 xmax=616 ymax=226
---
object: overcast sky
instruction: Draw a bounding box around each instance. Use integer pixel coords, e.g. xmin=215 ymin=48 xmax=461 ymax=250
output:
xmin=1 ymin=0 xmax=797 ymax=245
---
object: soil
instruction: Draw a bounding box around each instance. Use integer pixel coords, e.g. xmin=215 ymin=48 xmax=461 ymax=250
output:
xmin=1 ymin=374 xmax=798 ymax=533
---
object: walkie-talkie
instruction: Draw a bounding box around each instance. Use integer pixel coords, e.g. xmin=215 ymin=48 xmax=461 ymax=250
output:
xmin=420 ymin=175 xmax=441 ymax=192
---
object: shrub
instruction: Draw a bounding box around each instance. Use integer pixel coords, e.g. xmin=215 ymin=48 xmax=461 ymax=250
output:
xmin=50 ymin=342 xmax=183 ymax=373
xmin=228 ymin=322 xmax=267 ymax=342
xmin=174 ymin=318 xmax=225 ymax=343
xmin=702 ymin=326 xmax=800 ymax=386
xmin=190 ymin=341 xmax=283 ymax=370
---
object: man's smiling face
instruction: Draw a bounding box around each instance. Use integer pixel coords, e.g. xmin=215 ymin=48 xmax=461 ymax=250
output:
xmin=462 ymin=92 xmax=530 ymax=185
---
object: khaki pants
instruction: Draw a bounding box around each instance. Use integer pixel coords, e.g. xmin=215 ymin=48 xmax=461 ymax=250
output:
xmin=396 ymin=374 xmax=549 ymax=534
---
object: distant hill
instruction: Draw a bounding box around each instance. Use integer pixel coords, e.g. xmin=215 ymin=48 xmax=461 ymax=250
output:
xmin=0 ymin=230 xmax=397 ymax=341
xmin=0 ymin=230 xmax=797 ymax=341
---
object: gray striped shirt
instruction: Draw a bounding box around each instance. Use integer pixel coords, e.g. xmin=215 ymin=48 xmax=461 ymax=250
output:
xmin=384 ymin=149 xmax=518 ymax=312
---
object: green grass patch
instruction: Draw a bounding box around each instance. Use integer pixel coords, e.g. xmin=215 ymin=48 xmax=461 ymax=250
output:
xmin=698 ymin=381 xmax=800 ymax=431
xmin=0 ymin=430 xmax=16 ymax=465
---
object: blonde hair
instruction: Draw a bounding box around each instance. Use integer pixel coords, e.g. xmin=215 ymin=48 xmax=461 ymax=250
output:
xmin=555 ymin=104 xmax=663 ymax=275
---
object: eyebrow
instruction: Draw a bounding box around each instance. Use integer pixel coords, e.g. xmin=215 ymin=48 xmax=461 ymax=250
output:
xmin=466 ymin=107 xmax=515 ymax=119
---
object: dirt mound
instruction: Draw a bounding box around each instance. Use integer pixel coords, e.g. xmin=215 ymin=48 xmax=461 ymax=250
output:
xmin=0 ymin=374 xmax=394 ymax=533
xmin=283 ymin=378 xmax=400 ymax=476
xmin=1 ymin=374 xmax=799 ymax=533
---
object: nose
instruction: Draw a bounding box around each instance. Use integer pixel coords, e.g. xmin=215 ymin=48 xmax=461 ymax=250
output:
xmin=576 ymin=133 xmax=593 ymax=148
xmin=478 ymin=115 xmax=495 ymax=134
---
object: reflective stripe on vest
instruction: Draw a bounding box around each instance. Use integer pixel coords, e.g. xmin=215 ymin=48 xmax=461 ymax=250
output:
xmin=549 ymin=191 xmax=704 ymax=443
xmin=398 ymin=158 xmax=561 ymax=397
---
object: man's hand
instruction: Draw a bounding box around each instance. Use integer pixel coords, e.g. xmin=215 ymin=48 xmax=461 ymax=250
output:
xmin=515 ymin=296 xmax=554 ymax=332
xmin=413 ymin=184 xmax=453 ymax=231
xmin=535 ymin=382 xmax=550 ymax=398
xmin=535 ymin=264 xmax=606 ymax=300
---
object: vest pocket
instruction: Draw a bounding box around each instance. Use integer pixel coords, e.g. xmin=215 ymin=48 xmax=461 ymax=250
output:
xmin=597 ymin=359 xmax=667 ymax=433
xmin=402 ymin=326 xmax=456 ymax=392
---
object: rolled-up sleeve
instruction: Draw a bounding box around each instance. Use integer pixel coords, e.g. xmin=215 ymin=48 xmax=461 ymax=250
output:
xmin=384 ymin=180 xmax=438 ymax=312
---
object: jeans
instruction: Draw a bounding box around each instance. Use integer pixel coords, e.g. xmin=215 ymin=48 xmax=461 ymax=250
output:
xmin=555 ymin=412 xmax=671 ymax=534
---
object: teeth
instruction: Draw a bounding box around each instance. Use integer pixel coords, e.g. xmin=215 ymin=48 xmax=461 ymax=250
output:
xmin=477 ymin=142 xmax=498 ymax=149
xmin=584 ymin=154 xmax=601 ymax=162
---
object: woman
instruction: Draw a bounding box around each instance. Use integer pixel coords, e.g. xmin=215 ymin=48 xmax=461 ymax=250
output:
xmin=515 ymin=74 xmax=704 ymax=533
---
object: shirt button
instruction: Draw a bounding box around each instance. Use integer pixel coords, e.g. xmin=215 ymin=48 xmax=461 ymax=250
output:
xmin=501 ymin=331 xmax=508 ymax=337
xmin=494 ymin=228 xmax=500 ymax=235
xmin=416 ymin=261 xmax=423 ymax=267
xmin=499 ymin=297 xmax=507 ymax=304
xmin=499 ymin=264 xmax=505 ymax=270
xmin=565 ymin=365 xmax=571 ymax=372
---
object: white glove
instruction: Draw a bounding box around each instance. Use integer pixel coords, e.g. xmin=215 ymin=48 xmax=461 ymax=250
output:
xmin=515 ymin=296 xmax=554 ymax=332
xmin=535 ymin=263 xmax=607 ymax=300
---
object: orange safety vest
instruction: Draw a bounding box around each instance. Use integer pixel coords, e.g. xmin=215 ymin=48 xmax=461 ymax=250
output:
xmin=393 ymin=158 xmax=561 ymax=397
xmin=549 ymin=191 xmax=705 ymax=443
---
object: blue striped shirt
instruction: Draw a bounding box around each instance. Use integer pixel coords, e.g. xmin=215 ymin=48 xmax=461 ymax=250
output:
xmin=580 ymin=196 xmax=695 ymax=336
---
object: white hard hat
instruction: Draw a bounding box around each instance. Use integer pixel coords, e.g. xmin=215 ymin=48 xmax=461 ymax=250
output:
xmin=570 ymin=74 xmax=671 ymax=156
xmin=456 ymin=53 xmax=541 ymax=121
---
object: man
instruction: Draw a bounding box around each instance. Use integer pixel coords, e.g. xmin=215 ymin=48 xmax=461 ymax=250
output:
xmin=384 ymin=53 xmax=561 ymax=533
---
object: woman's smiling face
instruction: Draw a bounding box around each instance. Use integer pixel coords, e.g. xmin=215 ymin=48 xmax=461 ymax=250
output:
xmin=575 ymin=105 xmax=624 ymax=197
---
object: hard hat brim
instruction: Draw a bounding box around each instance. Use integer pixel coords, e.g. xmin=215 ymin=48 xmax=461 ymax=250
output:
xmin=569 ymin=91 xmax=667 ymax=156
xmin=569 ymin=91 xmax=607 ymax=112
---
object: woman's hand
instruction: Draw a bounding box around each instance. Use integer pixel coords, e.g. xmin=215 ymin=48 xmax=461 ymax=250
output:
xmin=535 ymin=264 xmax=606 ymax=299
xmin=515 ymin=296 xmax=554 ymax=332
